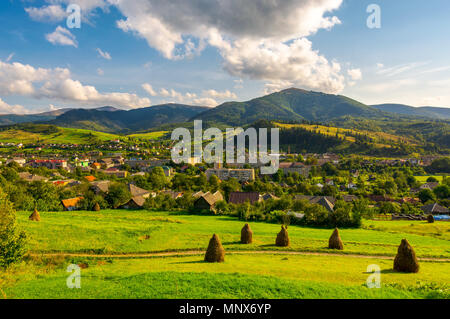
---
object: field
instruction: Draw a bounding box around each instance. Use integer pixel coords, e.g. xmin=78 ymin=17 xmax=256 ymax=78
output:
xmin=1 ymin=210 xmax=449 ymax=299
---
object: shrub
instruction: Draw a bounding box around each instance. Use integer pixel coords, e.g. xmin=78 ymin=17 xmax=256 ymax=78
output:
xmin=0 ymin=188 xmax=27 ymax=268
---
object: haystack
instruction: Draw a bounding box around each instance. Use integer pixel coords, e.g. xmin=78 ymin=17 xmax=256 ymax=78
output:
xmin=204 ymin=234 xmax=225 ymax=263
xmin=393 ymin=239 xmax=420 ymax=273
xmin=275 ymin=225 xmax=289 ymax=247
xmin=427 ymin=214 xmax=435 ymax=223
xmin=328 ymin=228 xmax=344 ymax=250
xmin=241 ymin=223 xmax=253 ymax=244
xmin=93 ymin=202 xmax=101 ymax=212
xmin=29 ymin=208 xmax=40 ymax=221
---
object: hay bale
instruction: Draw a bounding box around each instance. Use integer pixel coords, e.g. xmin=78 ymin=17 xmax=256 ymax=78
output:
xmin=393 ymin=239 xmax=420 ymax=273
xmin=328 ymin=228 xmax=344 ymax=250
xmin=204 ymin=234 xmax=225 ymax=263
xmin=29 ymin=208 xmax=40 ymax=221
xmin=275 ymin=225 xmax=290 ymax=247
xmin=241 ymin=223 xmax=253 ymax=244
xmin=427 ymin=214 xmax=435 ymax=223
xmin=93 ymin=202 xmax=101 ymax=211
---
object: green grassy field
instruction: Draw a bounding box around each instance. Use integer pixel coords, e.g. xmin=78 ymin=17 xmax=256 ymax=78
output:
xmin=2 ymin=210 xmax=448 ymax=299
xmin=16 ymin=210 xmax=450 ymax=258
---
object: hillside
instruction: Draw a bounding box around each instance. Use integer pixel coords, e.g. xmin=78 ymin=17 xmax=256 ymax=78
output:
xmin=50 ymin=104 xmax=209 ymax=133
xmin=372 ymin=104 xmax=450 ymax=120
xmin=194 ymin=88 xmax=387 ymax=126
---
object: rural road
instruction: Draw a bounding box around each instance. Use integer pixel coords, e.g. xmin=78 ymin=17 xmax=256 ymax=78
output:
xmin=30 ymin=250 xmax=450 ymax=262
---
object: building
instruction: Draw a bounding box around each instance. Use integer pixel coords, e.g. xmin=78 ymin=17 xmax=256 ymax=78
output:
xmin=29 ymin=159 xmax=68 ymax=170
xmin=193 ymin=191 xmax=224 ymax=212
xmin=18 ymin=172 xmax=48 ymax=182
xmin=128 ymin=184 xmax=151 ymax=199
xmin=205 ymin=168 xmax=255 ymax=182
xmin=419 ymin=182 xmax=440 ymax=191
xmin=228 ymin=192 xmax=260 ymax=205
xmin=294 ymin=195 xmax=336 ymax=212
xmin=61 ymin=197 xmax=83 ymax=211
xmin=90 ymin=180 xmax=111 ymax=194
xmin=121 ymin=196 xmax=146 ymax=209
xmin=421 ymin=203 xmax=449 ymax=215
xmin=6 ymin=157 xmax=26 ymax=167
xmin=278 ymin=162 xmax=311 ymax=177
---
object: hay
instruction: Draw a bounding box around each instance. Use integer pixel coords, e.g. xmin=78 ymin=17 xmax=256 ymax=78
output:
xmin=241 ymin=223 xmax=253 ymax=244
xmin=93 ymin=202 xmax=101 ymax=211
xmin=393 ymin=239 xmax=420 ymax=273
xmin=275 ymin=225 xmax=290 ymax=247
xmin=29 ymin=208 xmax=40 ymax=221
xmin=427 ymin=214 xmax=435 ymax=223
xmin=204 ymin=234 xmax=225 ymax=263
xmin=328 ymin=228 xmax=344 ymax=250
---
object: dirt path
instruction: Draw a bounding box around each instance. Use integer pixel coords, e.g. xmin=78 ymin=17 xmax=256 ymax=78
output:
xmin=30 ymin=250 xmax=450 ymax=262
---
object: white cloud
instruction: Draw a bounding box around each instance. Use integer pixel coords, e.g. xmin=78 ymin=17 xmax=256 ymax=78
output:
xmin=25 ymin=5 xmax=67 ymax=22
xmin=0 ymin=60 xmax=150 ymax=110
xmin=376 ymin=61 xmax=430 ymax=77
xmin=97 ymin=68 xmax=104 ymax=75
xmin=6 ymin=53 xmax=15 ymax=62
xmin=202 ymin=89 xmax=237 ymax=99
xmin=347 ymin=68 xmax=362 ymax=81
xmin=142 ymin=83 xmax=157 ymax=96
xmin=46 ymin=26 xmax=78 ymax=47
xmin=96 ymin=48 xmax=112 ymax=60
xmin=0 ymin=98 xmax=27 ymax=114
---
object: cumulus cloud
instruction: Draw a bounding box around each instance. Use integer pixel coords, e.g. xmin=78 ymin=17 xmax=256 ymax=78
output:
xmin=96 ymin=48 xmax=112 ymax=60
xmin=142 ymin=83 xmax=157 ymax=96
xmin=46 ymin=26 xmax=78 ymax=47
xmin=25 ymin=5 xmax=67 ymax=22
xmin=0 ymin=98 xmax=27 ymax=114
xmin=347 ymin=68 xmax=362 ymax=81
xmin=0 ymin=60 xmax=150 ymax=110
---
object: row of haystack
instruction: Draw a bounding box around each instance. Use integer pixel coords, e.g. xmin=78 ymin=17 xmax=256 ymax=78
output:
xmin=205 ymin=224 xmax=420 ymax=273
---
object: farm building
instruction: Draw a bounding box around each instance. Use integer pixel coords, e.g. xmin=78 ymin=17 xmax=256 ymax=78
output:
xmin=120 ymin=196 xmax=146 ymax=209
xmin=61 ymin=197 xmax=83 ymax=211
xmin=193 ymin=191 xmax=224 ymax=212
xmin=228 ymin=192 xmax=260 ymax=205
xmin=421 ymin=203 xmax=449 ymax=215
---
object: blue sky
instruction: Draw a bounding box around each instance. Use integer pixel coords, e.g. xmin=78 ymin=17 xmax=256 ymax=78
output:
xmin=1 ymin=0 xmax=449 ymax=114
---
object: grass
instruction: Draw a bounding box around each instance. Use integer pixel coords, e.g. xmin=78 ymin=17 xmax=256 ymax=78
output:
xmin=17 ymin=210 xmax=450 ymax=258
xmin=414 ymin=175 xmax=444 ymax=183
xmin=2 ymin=254 xmax=448 ymax=299
xmin=128 ymin=131 xmax=169 ymax=140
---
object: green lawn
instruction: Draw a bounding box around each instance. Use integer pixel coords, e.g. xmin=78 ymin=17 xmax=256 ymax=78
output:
xmin=17 ymin=210 xmax=450 ymax=258
xmin=2 ymin=254 xmax=448 ymax=299
xmin=414 ymin=175 xmax=444 ymax=183
xmin=5 ymin=210 xmax=448 ymax=299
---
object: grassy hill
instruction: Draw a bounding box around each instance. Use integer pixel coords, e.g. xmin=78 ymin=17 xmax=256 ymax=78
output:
xmin=372 ymin=104 xmax=450 ymax=120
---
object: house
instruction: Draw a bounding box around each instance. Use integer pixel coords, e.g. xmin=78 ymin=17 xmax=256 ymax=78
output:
xmin=342 ymin=195 xmax=358 ymax=202
xmin=6 ymin=157 xmax=26 ymax=166
xmin=18 ymin=172 xmax=48 ymax=182
xmin=90 ymin=180 xmax=111 ymax=194
xmin=420 ymin=203 xmax=449 ymax=215
xmin=279 ymin=162 xmax=311 ymax=177
xmin=160 ymin=190 xmax=184 ymax=199
xmin=121 ymin=196 xmax=147 ymax=209
xmin=101 ymin=170 xmax=128 ymax=178
xmin=29 ymin=159 xmax=68 ymax=170
xmin=419 ymin=182 xmax=440 ymax=191
xmin=128 ymin=184 xmax=151 ymax=199
xmin=193 ymin=191 xmax=224 ymax=212
xmin=228 ymin=192 xmax=260 ymax=205
xmin=84 ymin=175 xmax=96 ymax=182
xmin=61 ymin=197 xmax=83 ymax=211
xmin=262 ymin=193 xmax=280 ymax=201
xmin=368 ymin=194 xmax=394 ymax=203
xmin=91 ymin=162 xmax=101 ymax=170
xmin=294 ymin=195 xmax=336 ymax=212
xmin=205 ymin=168 xmax=255 ymax=182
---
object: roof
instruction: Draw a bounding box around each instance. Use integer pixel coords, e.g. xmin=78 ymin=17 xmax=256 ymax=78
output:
xmin=90 ymin=180 xmax=111 ymax=193
xmin=84 ymin=175 xmax=96 ymax=182
xmin=342 ymin=195 xmax=358 ymax=202
xmin=294 ymin=195 xmax=336 ymax=211
xmin=262 ymin=193 xmax=280 ymax=201
xmin=421 ymin=203 xmax=449 ymax=214
xmin=228 ymin=192 xmax=260 ymax=204
xmin=420 ymin=182 xmax=439 ymax=190
xmin=200 ymin=191 xmax=224 ymax=205
xmin=18 ymin=172 xmax=48 ymax=182
xmin=129 ymin=196 xmax=146 ymax=207
xmin=128 ymin=184 xmax=150 ymax=197
xmin=61 ymin=197 xmax=83 ymax=209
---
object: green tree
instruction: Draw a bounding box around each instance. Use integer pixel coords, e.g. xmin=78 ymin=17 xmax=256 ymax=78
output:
xmin=418 ymin=189 xmax=436 ymax=204
xmin=0 ymin=188 xmax=27 ymax=268
xmin=106 ymin=183 xmax=131 ymax=208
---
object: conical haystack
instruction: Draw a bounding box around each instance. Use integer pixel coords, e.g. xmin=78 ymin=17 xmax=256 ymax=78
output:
xmin=29 ymin=208 xmax=40 ymax=221
xmin=275 ymin=225 xmax=290 ymax=247
xmin=93 ymin=202 xmax=101 ymax=211
xmin=204 ymin=234 xmax=225 ymax=263
xmin=393 ymin=239 xmax=420 ymax=273
xmin=427 ymin=214 xmax=435 ymax=223
xmin=328 ymin=228 xmax=344 ymax=250
xmin=241 ymin=223 xmax=253 ymax=244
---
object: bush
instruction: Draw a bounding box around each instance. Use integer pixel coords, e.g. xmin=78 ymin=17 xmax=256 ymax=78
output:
xmin=0 ymin=188 xmax=27 ymax=268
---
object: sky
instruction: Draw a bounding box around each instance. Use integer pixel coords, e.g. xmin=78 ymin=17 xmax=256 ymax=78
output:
xmin=0 ymin=0 xmax=450 ymax=114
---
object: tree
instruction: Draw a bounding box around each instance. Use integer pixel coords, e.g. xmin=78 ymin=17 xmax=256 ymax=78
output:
xmin=426 ymin=176 xmax=439 ymax=183
xmin=0 ymin=188 xmax=27 ymax=268
xmin=433 ymin=185 xmax=450 ymax=199
xmin=105 ymin=183 xmax=131 ymax=208
xmin=418 ymin=189 xmax=436 ymax=204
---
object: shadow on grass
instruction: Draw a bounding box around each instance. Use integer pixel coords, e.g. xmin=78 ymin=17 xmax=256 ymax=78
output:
xmin=170 ymin=260 xmax=207 ymax=265
xmin=362 ymin=269 xmax=397 ymax=274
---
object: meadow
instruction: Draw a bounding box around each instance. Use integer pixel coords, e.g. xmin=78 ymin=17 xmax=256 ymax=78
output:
xmin=1 ymin=210 xmax=448 ymax=299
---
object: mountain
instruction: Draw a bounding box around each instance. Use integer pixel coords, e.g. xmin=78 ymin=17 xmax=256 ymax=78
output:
xmin=0 ymin=106 xmax=120 ymax=126
xmin=372 ymin=104 xmax=450 ymax=120
xmin=194 ymin=88 xmax=387 ymax=126
xmin=50 ymin=104 xmax=209 ymax=133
